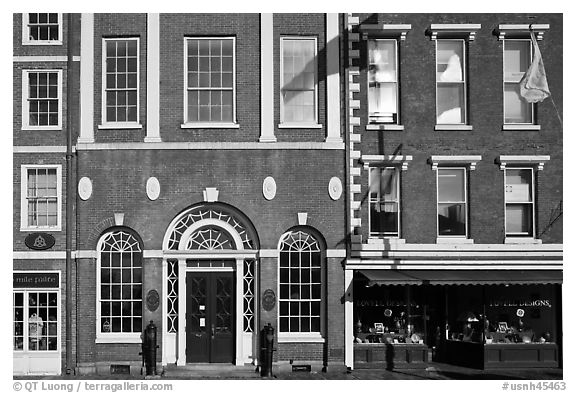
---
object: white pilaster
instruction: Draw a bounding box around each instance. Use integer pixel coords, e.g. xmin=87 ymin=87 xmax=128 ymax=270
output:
xmin=235 ymin=258 xmax=244 ymax=365
xmin=145 ymin=13 xmax=161 ymax=142
xmin=344 ymin=269 xmax=354 ymax=369
xmin=78 ymin=13 xmax=94 ymax=143
xmin=326 ymin=13 xmax=342 ymax=143
xmin=177 ymin=259 xmax=187 ymax=366
xmin=161 ymin=259 xmax=168 ymax=365
xmin=259 ymin=13 xmax=276 ymax=143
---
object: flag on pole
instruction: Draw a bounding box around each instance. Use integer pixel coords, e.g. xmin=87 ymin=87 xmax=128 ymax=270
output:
xmin=520 ymin=31 xmax=550 ymax=103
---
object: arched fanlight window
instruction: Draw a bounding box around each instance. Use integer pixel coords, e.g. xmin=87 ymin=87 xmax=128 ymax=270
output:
xmin=186 ymin=227 xmax=235 ymax=250
xmin=97 ymin=230 xmax=143 ymax=336
xmin=278 ymin=230 xmax=323 ymax=334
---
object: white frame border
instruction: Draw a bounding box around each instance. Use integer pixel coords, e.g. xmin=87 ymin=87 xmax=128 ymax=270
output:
xmin=503 ymin=39 xmax=535 ymax=127
xmin=20 ymin=164 xmax=62 ymax=232
xmin=21 ymin=13 xmax=63 ymax=46
xmin=279 ymin=36 xmax=319 ymax=127
xmin=504 ymin=167 xmax=536 ymax=239
xmin=367 ymin=166 xmax=401 ymax=238
xmin=100 ymin=37 xmax=141 ymax=129
xmin=21 ymin=69 xmax=63 ymax=131
xmin=436 ymin=167 xmax=468 ymax=239
xmin=366 ymin=38 xmax=399 ymax=125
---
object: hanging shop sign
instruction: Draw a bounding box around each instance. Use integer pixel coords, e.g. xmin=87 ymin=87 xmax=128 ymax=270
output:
xmin=24 ymin=232 xmax=55 ymax=251
xmin=262 ymin=289 xmax=276 ymax=312
xmin=146 ymin=289 xmax=160 ymax=312
xmin=13 ymin=272 xmax=60 ymax=289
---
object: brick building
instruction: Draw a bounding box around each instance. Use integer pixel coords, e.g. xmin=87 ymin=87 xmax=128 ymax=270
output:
xmin=13 ymin=13 xmax=347 ymax=375
xmin=12 ymin=12 xmax=562 ymax=377
xmin=343 ymin=13 xmax=563 ymax=370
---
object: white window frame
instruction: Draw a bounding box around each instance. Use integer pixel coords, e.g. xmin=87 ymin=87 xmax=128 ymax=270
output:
xmin=20 ymin=165 xmax=62 ymax=232
xmin=96 ymin=230 xmax=143 ymax=343
xmin=182 ymin=36 xmax=238 ymax=128
xmin=279 ymin=36 xmax=320 ymax=128
xmin=100 ymin=37 xmax=141 ymax=129
xmin=504 ymin=167 xmax=535 ymax=238
xmin=21 ymin=69 xmax=63 ymax=131
xmin=503 ymin=39 xmax=535 ymax=126
xmin=22 ymin=13 xmax=63 ymax=45
xmin=368 ymin=166 xmax=400 ymax=238
xmin=436 ymin=167 xmax=468 ymax=238
xmin=435 ymin=39 xmax=467 ymax=125
xmin=277 ymin=230 xmax=325 ymax=342
xmin=367 ymin=39 xmax=399 ymax=124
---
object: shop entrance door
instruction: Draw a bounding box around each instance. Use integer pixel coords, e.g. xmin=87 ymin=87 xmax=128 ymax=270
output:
xmin=186 ymin=271 xmax=235 ymax=363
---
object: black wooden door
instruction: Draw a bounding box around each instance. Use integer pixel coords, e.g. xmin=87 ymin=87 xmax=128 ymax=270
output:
xmin=186 ymin=271 xmax=235 ymax=363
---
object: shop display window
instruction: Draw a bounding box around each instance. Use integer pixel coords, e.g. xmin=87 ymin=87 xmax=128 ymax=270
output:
xmin=13 ymin=291 xmax=58 ymax=352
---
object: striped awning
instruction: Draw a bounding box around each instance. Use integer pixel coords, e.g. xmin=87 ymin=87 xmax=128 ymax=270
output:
xmin=357 ymin=270 xmax=562 ymax=286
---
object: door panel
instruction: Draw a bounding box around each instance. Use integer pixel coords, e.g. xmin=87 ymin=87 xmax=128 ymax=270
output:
xmin=186 ymin=271 xmax=235 ymax=363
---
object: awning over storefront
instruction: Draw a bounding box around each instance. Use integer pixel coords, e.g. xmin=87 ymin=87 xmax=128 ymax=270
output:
xmin=358 ymin=270 xmax=562 ymax=286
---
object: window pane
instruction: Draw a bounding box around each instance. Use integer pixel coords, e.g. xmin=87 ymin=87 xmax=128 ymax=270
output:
xmin=506 ymin=204 xmax=533 ymax=235
xmin=506 ymin=169 xmax=532 ymax=202
xmin=438 ymin=203 xmax=466 ymax=236
xmin=504 ymin=41 xmax=530 ymax=82
xmin=368 ymin=40 xmax=396 ymax=82
xmin=368 ymin=82 xmax=397 ymax=121
xmin=438 ymin=169 xmax=465 ymax=202
xmin=504 ymin=84 xmax=531 ymax=123
xmin=437 ymin=84 xmax=464 ymax=124
xmin=371 ymin=202 xmax=399 ymax=235
xmin=437 ymin=41 xmax=463 ymax=82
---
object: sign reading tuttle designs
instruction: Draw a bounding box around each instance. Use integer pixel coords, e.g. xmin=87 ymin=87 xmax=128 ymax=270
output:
xmin=24 ymin=233 xmax=55 ymax=251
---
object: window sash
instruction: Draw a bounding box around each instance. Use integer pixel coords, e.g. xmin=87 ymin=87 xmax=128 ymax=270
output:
xmin=23 ymin=70 xmax=62 ymax=129
xmin=368 ymin=39 xmax=398 ymax=123
xmin=437 ymin=168 xmax=467 ymax=237
xmin=22 ymin=166 xmax=60 ymax=229
xmin=103 ymin=38 xmax=139 ymax=124
xmin=280 ymin=37 xmax=318 ymax=124
xmin=436 ymin=40 xmax=467 ymax=125
xmin=505 ymin=168 xmax=535 ymax=236
xmin=503 ymin=40 xmax=534 ymax=124
xmin=24 ymin=13 xmax=61 ymax=43
xmin=369 ymin=167 xmax=400 ymax=237
xmin=185 ymin=37 xmax=236 ymax=123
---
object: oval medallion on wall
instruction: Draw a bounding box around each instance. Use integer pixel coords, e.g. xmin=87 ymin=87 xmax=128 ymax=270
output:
xmin=146 ymin=289 xmax=160 ymax=312
xmin=78 ymin=177 xmax=92 ymax=201
xmin=328 ymin=177 xmax=342 ymax=200
xmin=25 ymin=233 xmax=56 ymax=251
xmin=262 ymin=289 xmax=276 ymax=312
xmin=146 ymin=177 xmax=160 ymax=201
xmin=262 ymin=176 xmax=277 ymax=200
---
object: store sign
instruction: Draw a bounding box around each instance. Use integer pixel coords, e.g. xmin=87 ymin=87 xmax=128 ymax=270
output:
xmin=24 ymin=233 xmax=55 ymax=250
xmin=355 ymin=299 xmax=420 ymax=308
xmin=489 ymin=299 xmax=552 ymax=308
xmin=13 ymin=272 xmax=59 ymax=289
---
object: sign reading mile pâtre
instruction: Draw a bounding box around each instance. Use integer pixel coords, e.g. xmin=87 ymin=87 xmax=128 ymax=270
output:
xmin=24 ymin=232 xmax=55 ymax=250
xmin=13 ymin=272 xmax=60 ymax=289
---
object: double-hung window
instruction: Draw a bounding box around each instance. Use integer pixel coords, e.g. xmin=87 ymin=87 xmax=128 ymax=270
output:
xmin=505 ymin=168 xmax=534 ymax=237
xmin=504 ymin=40 xmax=533 ymax=125
xmin=436 ymin=40 xmax=467 ymax=125
xmin=22 ymin=70 xmax=62 ymax=130
xmin=102 ymin=38 xmax=139 ymax=126
xmin=97 ymin=230 xmax=143 ymax=342
xmin=184 ymin=37 xmax=236 ymax=125
xmin=437 ymin=168 xmax=467 ymax=237
xmin=20 ymin=165 xmax=62 ymax=231
xmin=278 ymin=230 xmax=323 ymax=338
xmin=368 ymin=40 xmax=398 ymax=124
xmin=280 ymin=37 xmax=318 ymax=125
xmin=22 ymin=13 xmax=62 ymax=45
xmin=369 ymin=167 xmax=400 ymax=237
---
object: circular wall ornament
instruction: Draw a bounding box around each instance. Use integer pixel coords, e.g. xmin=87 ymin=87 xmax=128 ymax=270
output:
xmin=263 ymin=176 xmax=277 ymax=200
xmin=262 ymin=289 xmax=276 ymax=312
xmin=78 ymin=177 xmax=92 ymax=201
xmin=146 ymin=289 xmax=160 ymax=312
xmin=328 ymin=177 xmax=342 ymax=200
xmin=146 ymin=177 xmax=161 ymax=201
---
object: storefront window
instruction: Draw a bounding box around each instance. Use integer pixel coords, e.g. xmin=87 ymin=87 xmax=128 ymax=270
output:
xmin=13 ymin=290 xmax=58 ymax=352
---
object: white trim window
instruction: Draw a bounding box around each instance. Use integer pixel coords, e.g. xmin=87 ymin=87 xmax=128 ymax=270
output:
xmin=20 ymin=165 xmax=62 ymax=231
xmin=505 ymin=168 xmax=535 ymax=237
xmin=21 ymin=70 xmax=63 ymax=130
xmin=437 ymin=167 xmax=467 ymax=237
xmin=368 ymin=39 xmax=398 ymax=124
xmin=504 ymin=40 xmax=533 ymax=124
xmin=436 ymin=39 xmax=467 ymax=125
xmin=184 ymin=37 xmax=236 ymax=125
xmin=368 ymin=167 xmax=400 ymax=237
xmin=96 ymin=230 xmax=143 ymax=342
xmin=278 ymin=231 xmax=323 ymax=337
xmin=13 ymin=290 xmax=60 ymax=352
xmin=102 ymin=38 xmax=140 ymax=126
xmin=22 ymin=13 xmax=62 ymax=45
xmin=280 ymin=37 xmax=318 ymax=125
